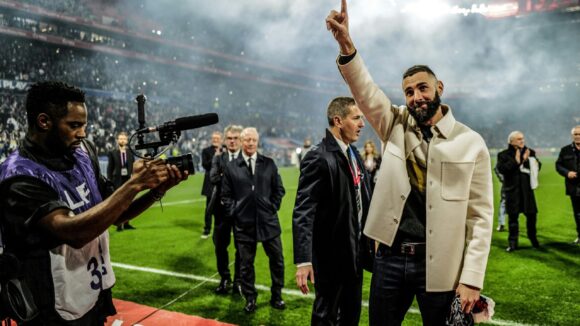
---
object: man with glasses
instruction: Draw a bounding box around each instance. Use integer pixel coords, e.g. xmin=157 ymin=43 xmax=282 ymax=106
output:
xmin=209 ymin=124 xmax=243 ymax=295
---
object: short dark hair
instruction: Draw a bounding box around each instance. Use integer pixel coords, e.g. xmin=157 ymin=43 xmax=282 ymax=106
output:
xmin=25 ymin=81 xmax=85 ymax=130
xmin=327 ymin=97 xmax=356 ymax=126
xmin=403 ymin=65 xmax=438 ymax=80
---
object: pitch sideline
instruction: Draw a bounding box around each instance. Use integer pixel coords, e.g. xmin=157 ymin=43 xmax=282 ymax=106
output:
xmin=111 ymin=262 xmax=535 ymax=326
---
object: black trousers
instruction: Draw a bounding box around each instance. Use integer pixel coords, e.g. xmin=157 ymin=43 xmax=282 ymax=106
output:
xmin=507 ymin=213 xmax=538 ymax=247
xmin=311 ymin=274 xmax=363 ymax=326
xmin=203 ymin=196 xmax=212 ymax=234
xmin=237 ymin=236 xmax=284 ymax=301
xmin=369 ymin=244 xmax=455 ymax=326
xmin=571 ymin=196 xmax=580 ymax=238
xmin=212 ymin=204 xmax=240 ymax=281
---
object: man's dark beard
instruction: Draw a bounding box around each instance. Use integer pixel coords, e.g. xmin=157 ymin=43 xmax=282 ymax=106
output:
xmin=408 ymin=92 xmax=441 ymax=125
xmin=45 ymin=128 xmax=72 ymax=156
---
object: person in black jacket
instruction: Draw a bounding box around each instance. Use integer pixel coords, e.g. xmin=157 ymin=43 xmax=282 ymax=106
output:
xmin=221 ymin=127 xmax=286 ymax=313
xmin=555 ymin=125 xmax=580 ymax=245
xmin=497 ymin=131 xmax=542 ymax=252
xmin=200 ymin=131 xmax=223 ymax=238
xmin=209 ymin=124 xmax=243 ymax=295
xmin=293 ymin=97 xmax=372 ymax=326
xmin=107 ymin=131 xmax=136 ymax=231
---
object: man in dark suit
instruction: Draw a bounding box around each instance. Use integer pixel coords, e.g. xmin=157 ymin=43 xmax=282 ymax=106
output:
xmin=209 ymin=124 xmax=243 ymax=295
xmin=221 ymin=127 xmax=286 ymax=313
xmin=497 ymin=131 xmax=542 ymax=252
xmin=293 ymin=97 xmax=372 ymax=326
xmin=107 ymin=131 xmax=135 ymax=231
xmin=200 ymin=131 xmax=223 ymax=238
xmin=556 ymin=125 xmax=580 ymax=245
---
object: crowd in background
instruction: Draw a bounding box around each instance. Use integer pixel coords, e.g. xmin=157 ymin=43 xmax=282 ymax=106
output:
xmin=1 ymin=0 xmax=579 ymax=167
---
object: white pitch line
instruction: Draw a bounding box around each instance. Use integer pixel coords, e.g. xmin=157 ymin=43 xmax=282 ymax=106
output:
xmin=111 ymin=262 xmax=535 ymax=326
xmin=153 ymin=198 xmax=205 ymax=207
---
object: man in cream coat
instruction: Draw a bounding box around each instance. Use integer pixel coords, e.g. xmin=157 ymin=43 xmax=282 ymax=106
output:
xmin=326 ymin=1 xmax=493 ymax=325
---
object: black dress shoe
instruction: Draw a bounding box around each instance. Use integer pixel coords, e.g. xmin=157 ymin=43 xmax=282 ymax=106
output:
xmin=124 ymin=223 xmax=136 ymax=230
xmin=270 ymin=299 xmax=286 ymax=310
xmin=531 ymin=239 xmax=540 ymax=248
xmin=214 ymin=278 xmax=231 ymax=294
xmin=244 ymin=299 xmax=257 ymax=313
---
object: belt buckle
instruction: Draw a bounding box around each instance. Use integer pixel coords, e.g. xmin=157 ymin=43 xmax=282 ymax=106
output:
xmin=401 ymin=243 xmax=415 ymax=255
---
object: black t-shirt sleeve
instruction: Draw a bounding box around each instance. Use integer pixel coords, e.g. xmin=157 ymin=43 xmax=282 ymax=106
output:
xmin=338 ymin=50 xmax=357 ymax=65
xmin=1 ymin=175 xmax=69 ymax=250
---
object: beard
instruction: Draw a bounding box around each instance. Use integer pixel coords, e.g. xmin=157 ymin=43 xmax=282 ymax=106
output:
xmin=45 ymin=128 xmax=72 ymax=155
xmin=408 ymin=92 xmax=441 ymax=125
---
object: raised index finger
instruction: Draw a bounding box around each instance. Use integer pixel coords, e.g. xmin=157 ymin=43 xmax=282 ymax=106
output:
xmin=341 ymin=0 xmax=348 ymax=15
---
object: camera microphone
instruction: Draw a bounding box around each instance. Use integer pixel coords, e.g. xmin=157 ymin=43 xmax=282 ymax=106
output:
xmin=137 ymin=113 xmax=219 ymax=134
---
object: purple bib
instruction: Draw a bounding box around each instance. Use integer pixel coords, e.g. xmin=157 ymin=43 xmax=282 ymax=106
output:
xmin=0 ymin=148 xmax=102 ymax=212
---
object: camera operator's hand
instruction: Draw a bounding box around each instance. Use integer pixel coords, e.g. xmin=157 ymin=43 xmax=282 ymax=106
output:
xmin=129 ymin=158 xmax=172 ymax=191
xmin=154 ymin=163 xmax=189 ymax=195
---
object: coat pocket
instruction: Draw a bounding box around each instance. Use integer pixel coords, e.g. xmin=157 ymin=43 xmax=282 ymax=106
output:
xmin=441 ymin=162 xmax=475 ymax=201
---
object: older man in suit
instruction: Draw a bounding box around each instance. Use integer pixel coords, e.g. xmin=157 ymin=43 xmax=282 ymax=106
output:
xmin=209 ymin=124 xmax=243 ymax=295
xmin=293 ymin=97 xmax=373 ymax=326
xmin=221 ymin=127 xmax=286 ymax=313
xmin=497 ymin=131 xmax=541 ymax=252
xmin=556 ymin=126 xmax=580 ymax=245
xmin=327 ymin=1 xmax=494 ymax=324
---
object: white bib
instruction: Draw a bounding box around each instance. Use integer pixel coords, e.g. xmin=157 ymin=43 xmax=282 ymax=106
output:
xmin=49 ymin=231 xmax=115 ymax=320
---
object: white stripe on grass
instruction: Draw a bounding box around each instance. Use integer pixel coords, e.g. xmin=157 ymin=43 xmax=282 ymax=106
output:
xmin=111 ymin=262 xmax=536 ymax=326
xmin=153 ymin=198 xmax=205 ymax=207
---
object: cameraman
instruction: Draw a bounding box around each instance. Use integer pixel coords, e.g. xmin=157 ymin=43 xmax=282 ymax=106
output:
xmin=0 ymin=81 xmax=187 ymax=325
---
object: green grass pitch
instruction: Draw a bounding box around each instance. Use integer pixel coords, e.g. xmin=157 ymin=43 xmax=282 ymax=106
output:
xmin=109 ymin=157 xmax=579 ymax=325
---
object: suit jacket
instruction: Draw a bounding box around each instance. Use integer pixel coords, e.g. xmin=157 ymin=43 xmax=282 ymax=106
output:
xmin=293 ymin=129 xmax=372 ymax=281
xmin=497 ymin=146 xmax=541 ymax=215
xmin=556 ymin=143 xmax=580 ymax=196
xmin=201 ymin=145 xmax=218 ymax=196
xmin=209 ymin=151 xmax=241 ymax=204
xmin=338 ymin=53 xmax=493 ymax=291
xmin=106 ymin=148 xmax=135 ymax=188
xmin=221 ymin=154 xmax=285 ymax=242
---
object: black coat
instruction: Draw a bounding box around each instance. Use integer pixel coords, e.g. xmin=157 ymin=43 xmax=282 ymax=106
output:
xmin=556 ymin=143 xmax=580 ymax=196
xmin=496 ymin=146 xmax=541 ymax=215
xmin=106 ymin=149 xmax=135 ymax=188
xmin=292 ymin=129 xmax=372 ymax=281
xmin=201 ymin=145 xmax=218 ymax=196
xmin=221 ymin=154 xmax=285 ymax=242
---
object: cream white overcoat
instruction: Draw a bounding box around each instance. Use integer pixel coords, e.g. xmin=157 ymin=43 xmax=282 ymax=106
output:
xmin=339 ymin=54 xmax=493 ymax=291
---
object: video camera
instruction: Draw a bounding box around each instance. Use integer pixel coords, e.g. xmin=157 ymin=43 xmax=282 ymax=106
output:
xmin=130 ymin=94 xmax=219 ymax=173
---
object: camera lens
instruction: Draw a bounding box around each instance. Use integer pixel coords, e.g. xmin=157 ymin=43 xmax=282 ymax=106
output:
xmin=165 ymin=154 xmax=195 ymax=174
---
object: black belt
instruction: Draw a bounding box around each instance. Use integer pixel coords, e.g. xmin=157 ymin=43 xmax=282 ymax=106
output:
xmin=383 ymin=242 xmax=426 ymax=256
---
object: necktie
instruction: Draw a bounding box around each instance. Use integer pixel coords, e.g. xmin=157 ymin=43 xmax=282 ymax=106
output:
xmin=247 ymin=157 xmax=253 ymax=176
xmin=229 ymin=153 xmax=233 ymax=162
xmin=347 ymin=147 xmax=362 ymax=227
xmin=121 ymin=151 xmax=126 ymax=167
